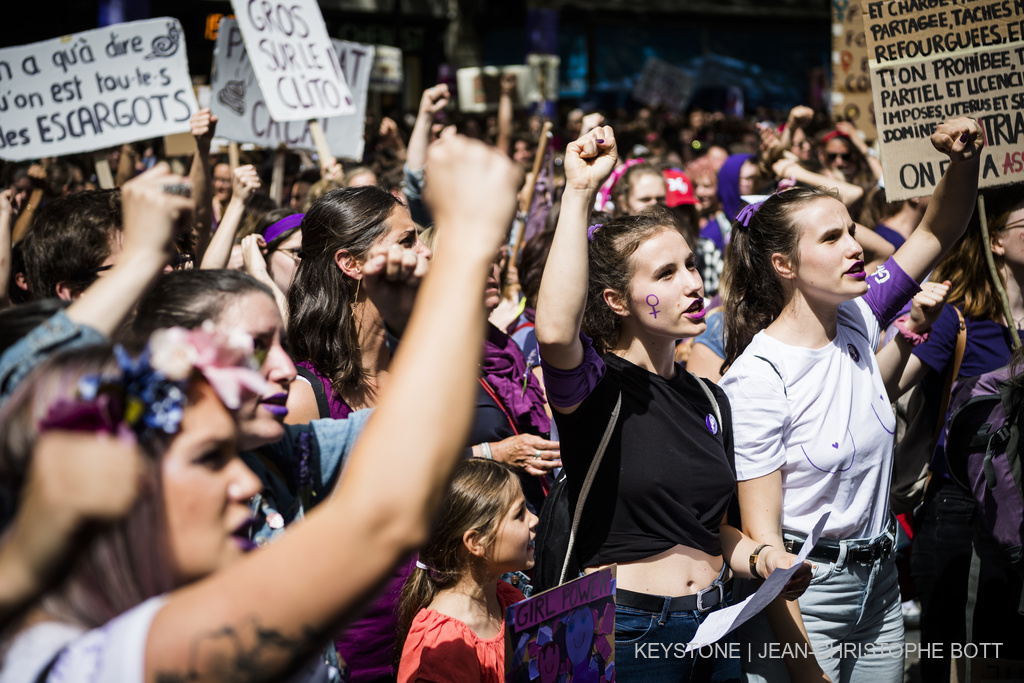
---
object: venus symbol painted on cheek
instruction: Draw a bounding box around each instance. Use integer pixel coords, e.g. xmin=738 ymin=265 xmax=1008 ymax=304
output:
xmin=646 ymin=294 xmax=660 ymax=319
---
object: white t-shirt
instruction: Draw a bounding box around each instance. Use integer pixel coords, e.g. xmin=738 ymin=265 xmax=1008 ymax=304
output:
xmin=720 ymin=297 xmax=896 ymax=540
xmin=0 ymin=597 xmax=166 ymax=683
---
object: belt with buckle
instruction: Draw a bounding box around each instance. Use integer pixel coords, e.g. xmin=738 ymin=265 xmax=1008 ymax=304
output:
xmin=783 ymin=520 xmax=895 ymax=565
xmin=615 ymin=565 xmax=729 ymax=613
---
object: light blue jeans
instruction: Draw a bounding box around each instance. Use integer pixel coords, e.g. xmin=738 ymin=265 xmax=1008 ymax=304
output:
xmin=741 ymin=533 xmax=904 ymax=683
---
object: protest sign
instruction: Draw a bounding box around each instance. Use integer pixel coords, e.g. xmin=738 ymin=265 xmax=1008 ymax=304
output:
xmin=229 ymin=0 xmax=354 ymax=121
xmin=369 ymin=45 xmax=403 ymax=94
xmin=0 ymin=18 xmax=197 ymax=161
xmin=527 ymin=54 xmax=560 ymax=102
xmin=455 ymin=65 xmax=531 ymax=113
xmin=505 ymin=568 xmax=616 ymax=682
xmin=864 ymin=0 xmax=1024 ymax=200
xmin=831 ymin=0 xmax=877 ymax=141
xmin=212 ymin=18 xmax=374 ymax=160
xmin=631 ymin=57 xmax=696 ymax=114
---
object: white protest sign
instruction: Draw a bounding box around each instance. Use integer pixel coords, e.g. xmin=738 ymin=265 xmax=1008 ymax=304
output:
xmin=229 ymin=0 xmax=354 ymax=121
xmin=864 ymin=0 xmax=1024 ymax=200
xmin=212 ymin=19 xmax=374 ymax=160
xmin=369 ymin=45 xmax=403 ymax=94
xmin=0 ymin=18 xmax=198 ymax=161
xmin=686 ymin=512 xmax=831 ymax=651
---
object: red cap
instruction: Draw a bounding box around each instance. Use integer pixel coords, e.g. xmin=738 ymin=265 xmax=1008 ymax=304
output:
xmin=663 ymin=169 xmax=698 ymax=207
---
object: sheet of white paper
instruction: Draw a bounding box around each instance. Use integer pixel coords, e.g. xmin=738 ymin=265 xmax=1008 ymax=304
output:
xmin=686 ymin=511 xmax=831 ymax=652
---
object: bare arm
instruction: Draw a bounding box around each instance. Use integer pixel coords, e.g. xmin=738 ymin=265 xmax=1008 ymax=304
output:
xmin=892 ymin=117 xmax=983 ymax=284
xmin=834 ymin=121 xmax=883 ymax=183
xmin=66 ymin=164 xmax=191 ymax=338
xmin=144 ymin=136 xmax=521 ymax=683
xmin=0 ymin=190 xmax=12 ymax=308
xmin=189 ymin=110 xmax=218 ymax=259
xmin=496 ymin=73 xmax=516 ymax=157
xmin=737 ymin=472 xmax=831 ymax=682
xmin=773 ymin=152 xmax=864 ymax=207
xmin=876 ymin=280 xmax=950 ymax=397
xmin=535 ymin=126 xmax=618 ymax=389
xmin=240 ymin=234 xmax=289 ymax=324
xmin=200 ymin=165 xmax=260 ymax=270
xmin=406 ymin=85 xmax=449 ymax=172
xmin=855 ymin=223 xmax=895 ymax=272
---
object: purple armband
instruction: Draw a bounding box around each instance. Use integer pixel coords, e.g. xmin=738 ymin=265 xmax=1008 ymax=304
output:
xmin=863 ymin=257 xmax=921 ymax=327
xmin=540 ymin=332 xmax=606 ymax=408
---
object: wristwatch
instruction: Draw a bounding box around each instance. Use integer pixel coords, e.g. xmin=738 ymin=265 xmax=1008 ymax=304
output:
xmin=749 ymin=544 xmax=771 ymax=579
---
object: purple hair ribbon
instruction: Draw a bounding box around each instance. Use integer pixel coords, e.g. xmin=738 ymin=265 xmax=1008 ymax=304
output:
xmin=263 ymin=213 xmax=304 ymax=244
xmin=587 ymin=223 xmax=603 ymax=241
xmin=735 ymin=201 xmax=765 ymax=228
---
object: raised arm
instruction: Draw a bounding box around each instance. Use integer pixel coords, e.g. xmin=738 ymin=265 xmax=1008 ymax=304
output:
xmin=496 ymin=73 xmax=516 ymax=157
xmin=535 ymin=126 xmax=617 ymax=375
xmin=773 ymin=152 xmax=864 ymax=207
xmin=406 ymin=85 xmax=449 ymax=173
xmin=145 ymin=136 xmax=521 ymax=683
xmin=200 ymin=164 xmax=260 ymax=270
xmin=189 ymin=109 xmax=218 ymax=259
xmin=66 ymin=164 xmax=191 ymax=338
xmin=893 ymin=117 xmax=983 ymax=284
xmin=0 ymin=190 xmax=12 ymax=309
xmin=876 ymin=280 xmax=950 ymax=397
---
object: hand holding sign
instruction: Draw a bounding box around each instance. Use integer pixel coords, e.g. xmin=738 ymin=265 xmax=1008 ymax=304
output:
xmin=931 ymin=117 xmax=984 ymax=163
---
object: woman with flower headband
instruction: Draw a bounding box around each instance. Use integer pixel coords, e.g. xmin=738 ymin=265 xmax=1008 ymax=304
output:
xmin=0 ymin=134 xmax=521 ymax=683
xmin=719 ymin=117 xmax=981 ymax=683
xmin=536 ymin=125 xmax=811 ymax=681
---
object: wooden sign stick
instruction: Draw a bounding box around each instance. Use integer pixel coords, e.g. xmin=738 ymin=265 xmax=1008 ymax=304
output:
xmin=269 ymin=144 xmax=286 ymax=205
xmin=228 ymin=142 xmax=240 ymax=172
xmin=308 ymin=120 xmax=337 ymax=175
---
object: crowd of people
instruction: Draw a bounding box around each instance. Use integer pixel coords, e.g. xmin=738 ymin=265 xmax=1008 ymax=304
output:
xmin=0 ymin=69 xmax=1021 ymax=683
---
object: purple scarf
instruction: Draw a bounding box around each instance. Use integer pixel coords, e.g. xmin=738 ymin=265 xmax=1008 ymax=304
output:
xmin=716 ymin=153 xmax=755 ymax=243
xmin=481 ymin=324 xmax=551 ymax=435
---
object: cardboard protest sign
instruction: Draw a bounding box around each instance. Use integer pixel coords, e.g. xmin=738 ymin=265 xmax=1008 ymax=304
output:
xmin=369 ymin=46 xmax=403 ymax=94
xmin=505 ymin=568 xmax=616 ymax=682
xmin=212 ymin=19 xmax=374 ymax=160
xmin=229 ymin=0 xmax=354 ymax=121
xmin=864 ymin=0 xmax=1024 ymax=200
xmin=831 ymin=0 xmax=877 ymax=141
xmin=455 ymin=66 xmax=532 ymax=113
xmin=0 ymin=18 xmax=197 ymax=161
xmin=632 ymin=57 xmax=696 ymax=114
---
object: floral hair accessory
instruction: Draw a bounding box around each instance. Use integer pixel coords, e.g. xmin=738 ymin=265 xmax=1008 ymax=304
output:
xmin=736 ymin=201 xmax=765 ymax=228
xmin=39 ymin=324 xmax=270 ymax=438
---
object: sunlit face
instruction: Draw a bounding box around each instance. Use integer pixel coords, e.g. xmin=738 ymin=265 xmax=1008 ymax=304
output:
xmin=792 ymin=128 xmax=813 ymax=162
xmin=693 ymin=174 xmax=719 ymax=215
xmin=268 ymin=230 xmax=302 ymax=295
xmin=484 ymin=245 xmax=509 ymax=311
xmin=346 ymin=171 xmax=377 ymax=188
xmin=374 ymin=206 xmax=432 ymax=260
xmin=822 ymin=138 xmax=855 ymax=174
xmin=213 ymin=163 xmax=233 ymax=203
xmin=289 ymin=181 xmax=311 ymax=210
xmin=513 ymin=140 xmax=533 ymax=167
xmin=487 ymin=485 xmax=538 ymax=574
xmin=619 ymin=228 xmax=706 ymax=341
xmin=994 ymin=201 xmax=1024 ymax=269
xmin=162 ymin=382 xmax=262 ymax=584
xmin=215 ymin=292 xmax=296 ymax=449
xmin=623 ymin=173 xmax=667 ymax=216
xmin=738 ymin=160 xmax=758 ymax=197
xmin=788 ymin=198 xmax=867 ymax=306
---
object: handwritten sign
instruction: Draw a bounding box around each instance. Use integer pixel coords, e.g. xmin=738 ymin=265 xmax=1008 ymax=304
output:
xmin=864 ymin=0 xmax=1024 ymax=200
xmin=831 ymin=0 xmax=877 ymax=141
xmin=212 ymin=19 xmax=373 ymax=160
xmin=455 ymin=65 xmax=531 ymax=113
xmin=229 ymin=0 xmax=354 ymax=121
xmin=632 ymin=57 xmax=696 ymax=114
xmin=505 ymin=568 xmax=616 ymax=682
xmin=0 ymin=18 xmax=197 ymax=161
xmin=369 ymin=45 xmax=403 ymax=94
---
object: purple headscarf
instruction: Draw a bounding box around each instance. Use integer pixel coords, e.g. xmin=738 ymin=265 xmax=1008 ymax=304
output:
xmin=480 ymin=324 xmax=551 ymax=436
xmin=717 ymin=153 xmax=755 ymax=222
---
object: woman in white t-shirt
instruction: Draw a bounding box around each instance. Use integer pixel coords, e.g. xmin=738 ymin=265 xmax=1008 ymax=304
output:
xmin=718 ymin=117 xmax=982 ymax=683
xmin=0 ymin=135 xmax=519 ymax=683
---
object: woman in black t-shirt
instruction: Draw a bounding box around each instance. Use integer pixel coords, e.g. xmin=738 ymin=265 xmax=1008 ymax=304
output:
xmin=536 ymin=126 xmax=811 ymax=682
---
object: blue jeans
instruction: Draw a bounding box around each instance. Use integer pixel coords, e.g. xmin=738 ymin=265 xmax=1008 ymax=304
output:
xmin=742 ymin=525 xmax=904 ymax=683
xmin=614 ymin=591 xmax=742 ymax=682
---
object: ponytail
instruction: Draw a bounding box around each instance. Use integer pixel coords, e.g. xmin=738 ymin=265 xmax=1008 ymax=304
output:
xmin=722 ymin=186 xmax=837 ymax=370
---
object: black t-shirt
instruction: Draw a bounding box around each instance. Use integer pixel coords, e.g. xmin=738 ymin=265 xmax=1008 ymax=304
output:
xmin=552 ymin=353 xmax=736 ymax=566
